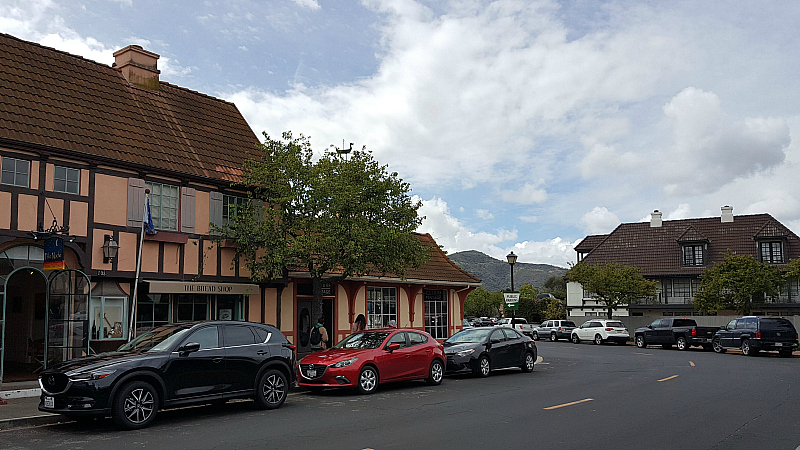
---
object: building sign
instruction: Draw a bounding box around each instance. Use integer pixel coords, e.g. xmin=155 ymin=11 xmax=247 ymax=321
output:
xmin=43 ymin=237 xmax=65 ymax=271
xmin=146 ymin=280 xmax=259 ymax=295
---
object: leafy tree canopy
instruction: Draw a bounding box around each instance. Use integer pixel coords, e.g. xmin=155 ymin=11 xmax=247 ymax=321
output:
xmin=542 ymin=275 xmax=567 ymax=299
xmin=464 ymin=287 xmax=503 ymax=318
xmin=693 ymin=251 xmax=783 ymax=315
xmin=566 ymin=262 xmax=657 ymax=319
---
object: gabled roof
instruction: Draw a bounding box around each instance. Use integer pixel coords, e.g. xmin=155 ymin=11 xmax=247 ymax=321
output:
xmin=574 ymin=234 xmax=608 ymax=252
xmin=404 ymin=233 xmax=481 ymax=284
xmin=0 ymin=33 xmax=258 ymax=183
xmin=578 ymin=214 xmax=800 ymax=277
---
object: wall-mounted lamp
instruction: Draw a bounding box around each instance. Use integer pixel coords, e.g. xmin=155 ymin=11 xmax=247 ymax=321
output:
xmin=102 ymin=234 xmax=119 ymax=264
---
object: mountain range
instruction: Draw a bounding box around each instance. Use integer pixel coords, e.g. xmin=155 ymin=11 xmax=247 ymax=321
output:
xmin=448 ymin=250 xmax=567 ymax=292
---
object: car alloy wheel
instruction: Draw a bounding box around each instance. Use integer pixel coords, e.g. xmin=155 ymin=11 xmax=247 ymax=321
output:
xmin=635 ymin=335 xmax=646 ymax=348
xmin=741 ymin=339 xmax=753 ymax=356
xmin=256 ymin=369 xmax=287 ymax=409
xmin=426 ymin=360 xmax=444 ymax=386
xmin=532 ymin=332 xmax=539 ymax=341
xmin=477 ymin=356 xmax=491 ymax=377
xmin=358 ymin=366 xmax=378 ymax=394
xmin=521 ymin=352 xmax=535 ymax=373
xmin=571 ymin=334 xmax=580 ymax=344
xmin=676 ymin=336 xmax=688 ymax=351
xmin=550 ymin=332 xmax=557 ymax=342
xmin=594 ymin=334 xmax=603 ymax=345
xmin=712 ymin=338 xmax=726 ymax=353
xmin=112 ymin=381 xmax=158 ymax=430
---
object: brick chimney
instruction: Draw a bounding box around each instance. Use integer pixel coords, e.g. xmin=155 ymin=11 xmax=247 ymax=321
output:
xmin=650 ymin=210 xmax=662 ymax=228
xmin=721 ymin=205 xmax=733 ymax=223
xmin=113 ymin=45 xmax=160 ymax=90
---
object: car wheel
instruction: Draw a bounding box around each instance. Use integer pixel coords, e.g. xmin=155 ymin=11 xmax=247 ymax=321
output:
xmin=779 ymin=350 xmax=793 ymax=358
xmin=635 ymin=335 xmax=646 ymax=348
xmin=571 ymin=333 xmax=580 ymax=344
xmin=426 ymin=359 xmax=444 ymax=386
xmin=741 ymin=339 xmax=756 ymax=356
xmin=676 ymin=336 xmax=688 ymax=351
xmin=255 ymin=369 xmax=288 ymax=409
xmin=474 ymin=355 xmax=491 ymax=378
xmin=712 ymin=337 xmax=726 ymax=353
xmin=357 ymin=366 xmax=379 ymax=394
xmin=111 ymin=381 xmax=158 ymax=430
xmin=532 ymin=331 xmax=539 ymax=341
xmin=521 ymin=352 xmax=535 ymax=373
xmin=594 ymin=334 xmax=603 ymax=345
xmin=550 ymin=332 xmax=558 ymax=342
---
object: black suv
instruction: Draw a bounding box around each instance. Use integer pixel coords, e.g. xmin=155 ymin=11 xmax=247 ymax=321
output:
xmin=712 ymin=316 xmax=798 ymax=357
xmin=39 ymin=321 xmax=296 ymax=429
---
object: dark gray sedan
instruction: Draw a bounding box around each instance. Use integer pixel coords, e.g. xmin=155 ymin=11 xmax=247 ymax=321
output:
xmin=443 ymin=327 xmax=536 ymax=377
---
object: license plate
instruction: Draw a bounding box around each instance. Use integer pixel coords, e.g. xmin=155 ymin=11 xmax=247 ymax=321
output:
xmin=775 ymin=343 xmax=783 ymax=347
xmin=307 ymin=370 xmax=316 ymax=377
xmin=44 ymin=396 xmax=54 ymax=408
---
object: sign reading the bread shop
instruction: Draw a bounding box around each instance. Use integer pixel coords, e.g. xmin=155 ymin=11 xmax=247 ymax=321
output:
xmin=147 ymin=281 xmax=258 ymax=295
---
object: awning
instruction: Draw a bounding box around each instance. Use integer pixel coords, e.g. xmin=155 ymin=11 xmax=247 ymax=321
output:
xmin=145 ymin=280 xmax=260 ymax=295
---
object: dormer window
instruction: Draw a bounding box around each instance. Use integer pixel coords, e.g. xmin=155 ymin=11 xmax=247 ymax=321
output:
xmin=682 ymin=244 xmax=704 ymax=266
xmin=760 ymin=241 xmax=783 ymax=264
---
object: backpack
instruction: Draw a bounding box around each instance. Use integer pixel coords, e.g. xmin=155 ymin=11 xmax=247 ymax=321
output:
xmin=310 ymin=326 xmax=322 ymax=346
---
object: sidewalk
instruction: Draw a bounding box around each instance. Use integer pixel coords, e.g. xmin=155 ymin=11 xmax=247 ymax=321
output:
xmin=0 ymin=381 xmax=69 ymax=431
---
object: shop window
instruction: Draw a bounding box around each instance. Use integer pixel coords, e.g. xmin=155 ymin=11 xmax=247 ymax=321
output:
xmin=367 ymin=287 xmax=396 ymax=328
xmin=216 ymin=294 xmax=243 ymax=321
xmin=176 ymin=294 xmax=208 ymax=322
xmin=136 ymin=294 xmax=170 ymax=334
xmin=90 ymin=296 xmax=126 ymax=340
xmin=424 ymin=289 xmax=448 ymax=339
xmin=53 ymin=166 xmax=80 ymax=194
xmin=222 ymin=195 xmax=248 ymax=227
xmin=1 ymin=156 xmax=30 ymax=188
xmin=146 ymin=182 xmax=179 ymax=231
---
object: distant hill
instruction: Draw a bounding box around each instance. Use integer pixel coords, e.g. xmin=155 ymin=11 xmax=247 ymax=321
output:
xmin=448 ymin=250 xmax=567 ymax=292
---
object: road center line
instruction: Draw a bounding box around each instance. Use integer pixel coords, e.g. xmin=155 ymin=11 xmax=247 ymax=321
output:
xmin=689 ymin=361 xmax=695 ymax=367
xmin=658 ymin=375 xmax=679 ymax=382
xmin=544 ymin=398 xmax=594 ymax=410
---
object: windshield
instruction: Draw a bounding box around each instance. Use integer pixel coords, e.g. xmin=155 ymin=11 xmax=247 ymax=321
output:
xmin=334 ymin=332 xmax=390 ymax=349
xmin=445 ymin=328 xmax=492 ymax=344
xmin=117 ymin=326 xmax=191 ymax=352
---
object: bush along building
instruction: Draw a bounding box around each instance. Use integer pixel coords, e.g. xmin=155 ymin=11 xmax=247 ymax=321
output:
xmin=567 ymin=206 xmax=800 ymax=321
xmin=0 ymin=34 xmax=479 ymax=382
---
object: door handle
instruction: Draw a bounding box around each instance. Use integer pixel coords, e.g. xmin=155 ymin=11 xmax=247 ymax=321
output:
xmin=426 ymin=349 xmax=431 ymax=353
xmin=257 ymin=350 xmax=268 ymax=355
xmin=212 ymin=357 xmax=223 ymax=363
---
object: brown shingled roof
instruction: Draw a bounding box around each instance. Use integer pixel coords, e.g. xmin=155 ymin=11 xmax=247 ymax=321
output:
xmin=0 ymin=33 xmax=258 ymax=182
xmin=404 ymin=233 xmax=481 ymax=284
xmin=580 ymin=214 xmax=800 ymax=277
xmin=574 ymin=234 xmax=608 ymax=252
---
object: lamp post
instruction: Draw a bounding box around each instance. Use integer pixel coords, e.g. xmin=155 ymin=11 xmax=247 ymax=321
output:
xmin=506 ymin=251 xmax=518 ymax=325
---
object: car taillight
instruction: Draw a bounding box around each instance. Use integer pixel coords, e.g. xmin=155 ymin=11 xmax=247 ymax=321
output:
xmin=756 ymin=331 xmax=761 ymax=339
xmin=692 ymin=328 xmax=696 ymax=336
xmin=558 ymin=327 xmax=562 ymax=331
xmin=605 ymin=328 xmax=613 ymax=331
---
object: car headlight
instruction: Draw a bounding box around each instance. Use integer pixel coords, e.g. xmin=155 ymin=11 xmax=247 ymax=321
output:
xmin=331 ymin=358 xmax=358 ymax=368
xmin=455 ymin=349 xmax=474 ymax=357
xmin=68 ymin=368 xmax=117 ymax=382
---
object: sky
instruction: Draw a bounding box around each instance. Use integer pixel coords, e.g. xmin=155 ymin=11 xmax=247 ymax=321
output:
xmin=3 ymin=0 xmax=800 ymax=267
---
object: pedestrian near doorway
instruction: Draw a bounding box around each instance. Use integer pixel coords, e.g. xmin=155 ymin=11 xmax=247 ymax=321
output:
xmin=310 ymin=317 xmax=329 ymax=351
xmin=351 ymin=314 xmax=367 ymax=334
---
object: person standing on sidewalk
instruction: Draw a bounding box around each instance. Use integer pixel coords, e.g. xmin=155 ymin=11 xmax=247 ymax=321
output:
xmin=310 ymin=317 xmax=329 ymax=351
xmin=351 ymin=314 xmax=367 ymax=334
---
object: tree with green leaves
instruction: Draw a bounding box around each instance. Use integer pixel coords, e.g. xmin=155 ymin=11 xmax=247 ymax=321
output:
xmin=566 ymin=262 xmax=657 ymax=319
xmin=464 ymin=287 xmax=503 ymax=318
xmin=516 ymin=283 xmax=545 ymax=322
xmin=784 ymin=257 xmax=800 ymax=281
xmin=542 ymin=275 xmax=567 ymax=300
xmin=693 ymin=252 xmax=784 ymax=315
xmin=223 ymin=131 xmax=430 ymax=325
xmin=543 ymin=297 xmax=566 ymax=320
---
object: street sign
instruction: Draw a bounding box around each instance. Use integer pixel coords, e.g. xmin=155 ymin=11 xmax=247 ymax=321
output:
xmin=504 ymin=292 xmax=520 ymax=311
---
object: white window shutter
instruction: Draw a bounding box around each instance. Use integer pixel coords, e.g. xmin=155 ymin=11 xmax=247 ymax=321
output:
xmin=180 ymin=187 xmax=196 ymax=233
xmin=209 ymin=191 xmax=223 ymax=234
xmin=127 ymin=178 xmax=145 ymax=227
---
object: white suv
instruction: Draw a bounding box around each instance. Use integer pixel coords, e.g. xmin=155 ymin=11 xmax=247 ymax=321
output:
xmin=571 ymin=319 xmax=629 ymax=345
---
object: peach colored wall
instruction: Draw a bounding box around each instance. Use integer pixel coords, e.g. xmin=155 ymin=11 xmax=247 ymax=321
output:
xmin=195 ymin=190 xmax=210 ymax=235
xmin=262 ymin=288 xmax=277 ymax=325
xmin=398 ymin=289 xmax=410 ymax=328
xmin=162 ymin=243 xmax=180 ymax=274
xmin=30 ymin=161 xmax=39 ymax=189
xmin=413 ymin=291 xmax=424 ymax=328
xmin=43 ymin=197 xmax=63 ymax=228
xmin=92 ymin=229 xmax=112 ymax=271
xmin=337 ymin=284 xmax=349 ymax=335
xmin=141 ymin=241 xmax=159 ymax=273
xmin=220 ymin=248 xmax=236 ymax=277
xmin=117 ymin=232 xmax=138 ymax=272
xmin=94 ymin=174 xmax=127 ymax=226
xmin=239 ymin=261 xmax=251 ymax=278
xmin=80 ymin=169 xmax=89 ymax=196
xmin=0 ymin=191 xmax=10 ymax=229
xmin=202 ymin=241 xmax=217 ymax=276
xmin=17 ymin=194 xmax=38 ymax=232
xmin=184 ymin=239 xmax=199 ymax=275
xmin=280 ymin=285 xmax=294 ymax=334
xmin=69 ymin=201 xmax=88 ymax=237
xmin=45 ymin=164 xmax=54 ymax=191
xmin=247 ymin=293 xmax=261 ymax=323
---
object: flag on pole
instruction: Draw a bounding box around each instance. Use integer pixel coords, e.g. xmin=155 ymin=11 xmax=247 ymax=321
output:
xmin=145 ymin=198 xmax=158 ymax=235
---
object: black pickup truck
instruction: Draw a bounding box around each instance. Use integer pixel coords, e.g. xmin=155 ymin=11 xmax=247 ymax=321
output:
xmin=634 ymin=318 xmax=719 ymax=350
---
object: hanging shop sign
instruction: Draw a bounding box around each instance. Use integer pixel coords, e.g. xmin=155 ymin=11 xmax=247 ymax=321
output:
xmin=43 ymin=237 xmax=65 ymax=270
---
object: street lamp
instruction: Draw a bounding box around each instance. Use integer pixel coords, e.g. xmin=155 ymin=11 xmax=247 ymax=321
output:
xmin=506 ymin=251 xmax=517 ymax=325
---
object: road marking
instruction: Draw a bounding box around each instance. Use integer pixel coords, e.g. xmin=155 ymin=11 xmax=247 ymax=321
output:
xmin=658 ymin=375 xmax=679 ymax=382
xmin=689 ymin=361 xmax=695 ymax=367
xmin=536 ymin=356 xmax=544 ymax=364
xmin=634 ymin=352 xmax=653 ymax=356
xmin=544 ymin=398 xmax=593 ymax=410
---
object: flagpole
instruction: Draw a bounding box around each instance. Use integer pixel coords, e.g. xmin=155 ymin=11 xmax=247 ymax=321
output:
xmin=128 ymin=189 xmax=149 ymax=342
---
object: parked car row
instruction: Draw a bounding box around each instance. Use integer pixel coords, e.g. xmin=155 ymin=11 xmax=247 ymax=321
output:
xmin=532 ymin=320 xmax=577 ymax=341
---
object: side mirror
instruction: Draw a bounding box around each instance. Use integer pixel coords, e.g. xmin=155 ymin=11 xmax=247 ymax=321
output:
xmin=180 ymin=342 xmax=201 ymax=355
xmin=386 ymin=342 xmax=401 ymax=352
xmin=491 ymin=338 xmax=502 ymax=344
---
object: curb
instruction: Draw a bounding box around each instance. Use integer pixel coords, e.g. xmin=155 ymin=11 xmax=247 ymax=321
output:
xmin=0 ymin=414 xmax=69 ymax=431
xmin=0 ymin=388 xmax=41 ymax=400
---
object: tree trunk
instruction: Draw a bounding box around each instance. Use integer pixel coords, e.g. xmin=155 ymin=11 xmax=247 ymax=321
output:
xmin=607 ymin=307 xmax=613 ymax=320
xmin=311 ymin=275 xmax=324 ymax=329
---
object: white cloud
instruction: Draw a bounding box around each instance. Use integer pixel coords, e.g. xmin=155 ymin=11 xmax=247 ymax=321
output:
xmin=475 ymin=209 xmax=494 ymax=220
xmin=518 ymin=215 xmax=538 ymax=223
xmin=581 ymin=207 xmax=620 ymax=235
xmin=666 ymin=203 xmax=692 ymax=220
xmin=500 ymin=180 xmax=548 ymax=204
xmin=291 ymin=0 xmax=321 ymax=11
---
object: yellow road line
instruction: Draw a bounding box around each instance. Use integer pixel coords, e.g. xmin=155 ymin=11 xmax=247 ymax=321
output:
xmin=689 ymin=361 xmax=695 ymax=367
xmin=544 ymin=398 xmax=594 ymax=410
xmin=658 ymin=375 xmax=679 ymax=382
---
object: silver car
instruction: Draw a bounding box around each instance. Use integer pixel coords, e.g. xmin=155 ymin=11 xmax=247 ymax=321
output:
xmin=533 ymin=320 xmax=577 ymax=341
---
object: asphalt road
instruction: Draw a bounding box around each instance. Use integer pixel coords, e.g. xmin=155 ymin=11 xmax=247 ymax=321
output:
xmin=2 ymin=340 xmax=800 ymax=450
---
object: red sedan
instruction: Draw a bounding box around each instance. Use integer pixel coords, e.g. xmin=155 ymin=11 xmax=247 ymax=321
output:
xmin=297 ymin=328 xmax=445 ymax=394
